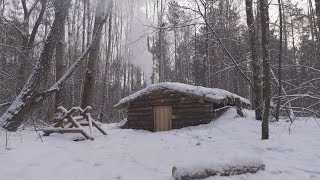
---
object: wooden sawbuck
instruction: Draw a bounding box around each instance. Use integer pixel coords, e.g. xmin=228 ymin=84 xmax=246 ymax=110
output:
xmin=43 ymin=106 xmax=107 ymax=140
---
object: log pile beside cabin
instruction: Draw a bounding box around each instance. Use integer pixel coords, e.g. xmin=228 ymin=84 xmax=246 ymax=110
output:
xmin=115 ymin=82 xmax=250 ymax=132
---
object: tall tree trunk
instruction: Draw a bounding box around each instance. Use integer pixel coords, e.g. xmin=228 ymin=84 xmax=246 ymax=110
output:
xmin=82 ymin=0 xmax=87 ymax=52
xmin=203 ymin=0 xmax=208 ymax=87
xmin=315 ymin=0 xmax=320 ymax=33
xmin=275 ymin=0 xmax=283 ymax=121
xmin=67 ymin=1 xmax=75 ymax=107
xmin=260 ymin=0 xmax=270 ymax=140
xmin=81 ymin=0 xmax=106 ymax=108
xmin=86 ymin=0 xmax=92 ymax=47
xmin=174 ymin=28 xmax=178 ymax=81
xmin=0 ymin=0 xmax=71 ymax=131
xmin=290 ymin=14 xmax=297 ymax=64
xmin=55 ymin=15 xmax=66 ymax=109
xmin=314 ymin=0 xmax=320 ymax=62
xmin=159 ymin=0 xmax=164 ymax=82
xmin=245 ymin=0 xmax=263 ymax=120
xmin=99 ymin=5 xmax=113 ymax=122
xmin=0 ymin=0 xmax=4 ymax=71
xmin=308 ymin=0 xmax=318 ymax=68
xmin=151 ymin=36 xmax=156 ymax=84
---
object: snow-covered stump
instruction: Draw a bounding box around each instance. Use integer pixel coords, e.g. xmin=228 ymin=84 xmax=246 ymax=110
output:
xmin=172 ymin=159 xmax=265 ymax=180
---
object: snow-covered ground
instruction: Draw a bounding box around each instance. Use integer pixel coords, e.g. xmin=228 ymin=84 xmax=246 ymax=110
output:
xmin=1 ymin=108 xmax=320 ymax=180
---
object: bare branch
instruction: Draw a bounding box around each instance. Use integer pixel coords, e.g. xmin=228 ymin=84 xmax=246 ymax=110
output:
xmin=28 ymin=0 xmax=40 ymax=16
xmin=0 ymin=102 xmax=11 ymax=108
xmin=28 ymin=0 xmax=47 ymax=47
xmin=194 ymin=0 xmax=253 ymax=88
xmin=1 ymin=17 xmax=25 ymax=37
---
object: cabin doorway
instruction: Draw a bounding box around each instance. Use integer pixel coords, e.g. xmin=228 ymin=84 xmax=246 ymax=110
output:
xmin=154 ymin=106 xmax=172 ymax=132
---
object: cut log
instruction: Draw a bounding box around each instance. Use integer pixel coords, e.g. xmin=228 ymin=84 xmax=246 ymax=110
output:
xmin=91 ymin=118 xmax=107 ymax=135
xmin=43 ymin=128 xmax=85 ymax=134
xmin=44 ymin=128 xmax=94 ymax=140
xmin=173 ymin=107 xmax=211 ymax=113
xmin=173 ymin=104 xmax=212 ymax=109
xmin=127 ymin=111 xmax=154 ymax=116
xmin=172 ymin=159 xmax=265 ymax=180
xmin=127 ymin=114 xmax=153 ymax=120
xmin=79 ymin=106 xmax=107 ymax=135
xmin=127 ymin=106 xmax=153 ymax=111
xmin=172 ymin=113 xmax=212 ymax=120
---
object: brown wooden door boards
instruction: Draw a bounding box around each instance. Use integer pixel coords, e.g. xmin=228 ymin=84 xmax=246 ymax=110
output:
xmin=154 ymin=106 xmax=172 ymax=132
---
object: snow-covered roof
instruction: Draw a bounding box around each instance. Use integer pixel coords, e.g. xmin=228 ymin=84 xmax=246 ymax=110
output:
xmin=114 ymin=82 xmax=251 ymax=108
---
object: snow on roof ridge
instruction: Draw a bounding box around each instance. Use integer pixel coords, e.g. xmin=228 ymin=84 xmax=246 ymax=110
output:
xmin=114 ymin=82 xmax=250 ymax=108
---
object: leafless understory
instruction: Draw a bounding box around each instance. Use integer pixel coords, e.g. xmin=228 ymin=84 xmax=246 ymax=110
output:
xmin=1 ymin=0 xmax=320 ymax=139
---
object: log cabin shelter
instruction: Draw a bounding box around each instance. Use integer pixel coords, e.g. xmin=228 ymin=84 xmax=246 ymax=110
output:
xmin=114 ymin=82 xmax=251 ymax=132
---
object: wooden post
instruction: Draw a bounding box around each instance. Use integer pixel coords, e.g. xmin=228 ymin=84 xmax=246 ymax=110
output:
xmin=235 ymin=98 xmax=244 ymax=117
xmin=79 ymin=106 xmax=107 ymax=135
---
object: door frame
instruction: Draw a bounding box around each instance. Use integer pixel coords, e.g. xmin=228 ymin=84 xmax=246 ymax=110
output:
xmin=153 ymin=105 xmax=172 ymax=132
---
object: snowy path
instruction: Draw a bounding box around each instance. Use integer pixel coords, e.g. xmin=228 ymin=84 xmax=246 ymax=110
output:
xmin=1 ymin=109 xmax=320 ymax=180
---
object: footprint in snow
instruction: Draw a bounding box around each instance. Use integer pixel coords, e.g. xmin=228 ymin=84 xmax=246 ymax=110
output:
xmin=27 ymin=162 xmax=41 ymax=167
xmin=55 ymin=146 xmax=64 ymax=149
xmin=112 ymin=176 xmax=121 ymax=180
xmin=75 ymin=158 xmax=84 ymax=162
xmin=97 ymin=146 xmax=105 ymax=149
xmin=93 ymin=162 xmax=102 ymax=167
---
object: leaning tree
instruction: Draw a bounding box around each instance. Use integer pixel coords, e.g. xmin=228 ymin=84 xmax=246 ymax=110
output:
xmin=0 ymin=0 xmax=72 ymax=131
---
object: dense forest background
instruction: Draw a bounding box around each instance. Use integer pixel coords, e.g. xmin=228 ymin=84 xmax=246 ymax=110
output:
xmin=0 ymin=0 xmax=320 ymax=131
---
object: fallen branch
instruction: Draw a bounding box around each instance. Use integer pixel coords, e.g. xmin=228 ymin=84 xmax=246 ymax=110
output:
xmin=0 ymin=102 xmax=11 ymax=108
xmin=270 ymin=68 xmax=294 ymax=120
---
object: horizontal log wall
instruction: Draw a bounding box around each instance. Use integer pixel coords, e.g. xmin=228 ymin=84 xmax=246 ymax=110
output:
xmin=123 ymin=89 xmax=228 ymax=131
xmin=172 ymin=103 xmax=214 ymax=129
xmin=126 ymin=106 xmax=154 ymax=131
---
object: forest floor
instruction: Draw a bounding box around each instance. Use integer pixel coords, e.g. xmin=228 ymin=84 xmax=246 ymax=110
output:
xmin=0 ymin=108 xmax=320 ymax=180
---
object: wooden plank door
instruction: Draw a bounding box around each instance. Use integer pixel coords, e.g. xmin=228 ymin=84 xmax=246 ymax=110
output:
xmin=154 ymin=106 xmax=172 ymax=132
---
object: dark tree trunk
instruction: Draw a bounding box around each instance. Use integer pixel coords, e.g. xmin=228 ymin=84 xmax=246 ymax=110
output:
xmin=275 ymin=0 xmax=283 ymax=121
xmin=245 ymin=0 xmax=263 ymax=120
xmin=203 ymin=0 xmax=208 ymax=87
xmin=315 ymin=0 xmax=320 ymax=33
xmin=0 ymin=0 xmax=71 ymax=131
xmin=260 ymin=0 xmax=270 ymax=140
xmin=81 ymin=0 xmax=106 ymax=109
xmin=99 ymin=4 xmax=113 ymax=122
xmin=55 ymin=16 xmax=67 ymax=109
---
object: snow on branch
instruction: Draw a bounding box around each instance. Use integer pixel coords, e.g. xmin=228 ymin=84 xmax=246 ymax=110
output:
xmin=35 ymin=8 xmax=112 ymax=101
xmin=0 ymin=102 xmax=11 ymax=108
